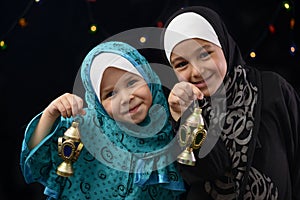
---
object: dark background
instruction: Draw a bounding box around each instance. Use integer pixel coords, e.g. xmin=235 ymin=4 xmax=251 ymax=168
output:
xmin=1 ymin=0 xmax=299 ymax=199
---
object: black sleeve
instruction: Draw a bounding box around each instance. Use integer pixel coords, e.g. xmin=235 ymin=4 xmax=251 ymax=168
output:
xmin=177 ymin=138 xmax=231 ymax=183
xmin=173 ymin=104 xmax=231 ymax=184
xmin=280 ymin=75 xmax=300 ymax=199
xmin=261 ymin=71 xmax=300 ymax=199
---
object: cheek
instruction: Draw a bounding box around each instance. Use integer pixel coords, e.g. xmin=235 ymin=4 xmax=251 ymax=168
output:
xmin=147 ymin=92 xmax=153 ymax=107
xmin=175 ymin=70 xmax=189 ymax=82
xmin=216 ymin=60 xmax=227 ymax=80
xmin=215 ymin=51 xmax=227 ymax=78
xmin=145 ymin=87 xmax=153 ymax=101
xmin=101 ymin=100 xmax=114 ymax=117
xmin=140 ymin=86 xmax=153 ymax=107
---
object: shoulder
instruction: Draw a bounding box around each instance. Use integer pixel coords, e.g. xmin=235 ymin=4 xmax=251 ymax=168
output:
xmin=260 ymin=70 xmax=298 ymax=98
xmin=250 ymin=68 xmax=300 ymax=112
xmin=246 ymin=65 xmax=288 ymax=83
xmin=245 ymin=65 xmax=295 ymax=95
xmin=260 ymin=70 xmax=288 ymax=85
xmin=244 ymin=65 xmax=299 ymax=107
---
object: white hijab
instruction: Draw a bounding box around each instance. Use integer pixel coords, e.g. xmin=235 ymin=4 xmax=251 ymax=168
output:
xmin=90 ymin=52 xmax=142 ymax=101
xmin=163 ymin=12 xmax=222 ymax=62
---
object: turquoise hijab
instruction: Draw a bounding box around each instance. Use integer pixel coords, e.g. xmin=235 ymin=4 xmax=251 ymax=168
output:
xmin=77 ymin=41 xmax=185 ymax=196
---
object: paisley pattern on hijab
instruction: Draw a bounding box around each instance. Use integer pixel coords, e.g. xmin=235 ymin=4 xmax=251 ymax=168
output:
xmin=163 ymin=6 xmax=279 ymax=199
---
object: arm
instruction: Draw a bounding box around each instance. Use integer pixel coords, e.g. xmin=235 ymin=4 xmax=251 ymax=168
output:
xmin=28 ymin=93 xmax=85 ymax=149
xmin=262 ymin=71 xmax=300 ymax=199
xmin=281 ymin=79 xmax=300 ymax=200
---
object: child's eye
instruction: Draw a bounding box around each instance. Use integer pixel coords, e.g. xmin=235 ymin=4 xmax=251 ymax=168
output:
xmin=174 ymin=61 xmax=188 ymax=69
xmin=105 ymin=91 xmax=116 ymax=98
xmin=199 ymin=51 xmax=210 ymax=59
xmin=127 ymin=79 xmax=138 ymax=87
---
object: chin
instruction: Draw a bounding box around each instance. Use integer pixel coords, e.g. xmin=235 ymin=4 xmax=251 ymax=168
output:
xmin=133 ymin=118 xmax=145 ymax=124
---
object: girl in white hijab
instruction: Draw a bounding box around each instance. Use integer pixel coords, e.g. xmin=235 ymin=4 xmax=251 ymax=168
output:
xmin=163 ymin=5 xmax=300 ymax=200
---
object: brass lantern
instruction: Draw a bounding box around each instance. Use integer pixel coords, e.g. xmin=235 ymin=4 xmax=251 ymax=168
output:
xmin=177 ymin=107 xmax=207 ymax=166
xmin=57 ymin=121 xmax=84 ymax=177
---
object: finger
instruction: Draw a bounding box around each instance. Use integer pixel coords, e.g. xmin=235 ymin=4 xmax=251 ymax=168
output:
xmin=50 ymin=99 xmax=68 ymax=118
xmin=64 ymin=94 xmax=86 ymax=117
xmin=169 ymin=92 xmax=190 ymax=114
xmin=183 ymin=82 xmax=194 ymax=99
xmin=172 ymin=83 xmax=194 ymax=103
xmin=191 ymin=84 xmax=204 ymax=100
xmin=76 ymin=95 xmax=85 ymax=115
xmin=67 ymin=94 xmax=79 ymax=117
xmin=59 ymin=96 xmax=73 ymax=118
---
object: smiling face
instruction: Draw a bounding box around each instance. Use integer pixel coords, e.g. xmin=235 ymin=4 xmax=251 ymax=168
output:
xmin=170 ymin=38 xmax=227 ymax=96
xmin=100 ymin=67 xmax=152 ymax=124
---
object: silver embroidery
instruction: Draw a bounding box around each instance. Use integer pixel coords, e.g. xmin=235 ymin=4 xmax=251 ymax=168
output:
xmin=203 ymin=66 xmax=278 ymax=199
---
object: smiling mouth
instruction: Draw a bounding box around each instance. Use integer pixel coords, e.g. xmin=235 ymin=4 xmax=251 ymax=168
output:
xmin=197 ymin=79 xmax=205 ymax=84
xmin=193 ymin=75 xmax=212 ymax=88
xmin=128 ymin=104 xmax=140 ymax=114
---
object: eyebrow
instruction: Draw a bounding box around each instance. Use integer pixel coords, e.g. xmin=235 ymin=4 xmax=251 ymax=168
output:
xmin=170 ymin=56 xmax=185 ymax=66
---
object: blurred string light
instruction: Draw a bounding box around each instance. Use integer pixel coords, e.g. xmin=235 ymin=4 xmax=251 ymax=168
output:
xmin=248 ymin=0 xmax=297 ymax=60
xmin=290 ymin=44 xmax=296 ymax=56
xmin=0 ymin=40 xmax=7 ymax=50
xmin=18 ymin=18 xmax=28 ymax=28
xmin=282 ymin=0 xmax=297 ymax=56
xmin=250 ymin=51 xmax=256 ymax=59
xmin=283 ymin=0 xmax=291 ymax=11
xmin=85 ymin=0 xmax=98 ymax=34
xmin=0 ymin=0 xmax=36 ymax=51
xmin=0 ymin=0 xmax=297 ymax=57
xmin=85 ymin=0 xmax=167 ymax=38
xmin=89 ymin=24 xmax=98 ymax=34
xmin=156 ymin=21 xmax=164 ymax=28
xmin=139 ymin=36 xmax=147 ymax=43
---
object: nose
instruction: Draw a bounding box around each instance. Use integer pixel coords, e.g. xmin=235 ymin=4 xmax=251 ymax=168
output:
xmin=190 ymin=62 xmax=203 ymax=78
xmin=119 ymin=89 xmax=134 ymax=105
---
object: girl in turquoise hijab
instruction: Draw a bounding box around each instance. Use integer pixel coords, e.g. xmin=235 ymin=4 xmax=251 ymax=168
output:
xmin=20 ymin=41 xmax=185 ymax=199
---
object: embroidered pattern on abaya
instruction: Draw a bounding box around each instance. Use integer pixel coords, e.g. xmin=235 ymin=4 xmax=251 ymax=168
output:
xmin=202 ymin=65 xmax=278 ymax=199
